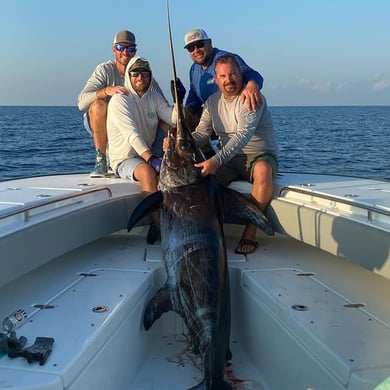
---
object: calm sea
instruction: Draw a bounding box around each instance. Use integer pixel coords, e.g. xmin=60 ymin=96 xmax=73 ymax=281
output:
xmin=0 ymin=105 xmax=389 ymax=182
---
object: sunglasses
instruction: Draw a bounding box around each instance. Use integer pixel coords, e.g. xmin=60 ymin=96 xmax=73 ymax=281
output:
xmin=186 ymin=40 xmax=206 ymax=53
xmin=129 ymin=71 xmax=151 ymax=78
xmin=115 ymin=44 xmax=137 ymax=53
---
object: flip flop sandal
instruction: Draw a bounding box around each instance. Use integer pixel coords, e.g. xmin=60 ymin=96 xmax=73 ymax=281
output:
xmin=234 ymin=239 xmax=259 ymax=255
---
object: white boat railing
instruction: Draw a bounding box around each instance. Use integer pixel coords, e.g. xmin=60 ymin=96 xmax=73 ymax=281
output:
xmin=279 ymin=186 xmax=390 ymax=223
xmin=0 ymin=186 xmax=112 ymax=222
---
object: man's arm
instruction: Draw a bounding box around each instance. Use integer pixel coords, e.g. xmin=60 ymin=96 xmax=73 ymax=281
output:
xmin=234 ymin=54 xmax=264 ymax=110
xmin=77 ymin=64 xmax=109 ymax=111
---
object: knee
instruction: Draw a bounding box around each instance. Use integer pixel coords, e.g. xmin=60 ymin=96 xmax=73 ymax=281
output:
xmin=135 ymin=163 xmax=159 ymax=187
xmin=252 ymin=161 xmax=273 ymax=184
xmin=89 ymin=100 xmax=107 ymax=119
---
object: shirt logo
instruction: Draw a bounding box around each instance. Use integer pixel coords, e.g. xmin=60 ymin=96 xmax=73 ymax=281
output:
xmin=147 ymin=111 xmax=157 ymax=120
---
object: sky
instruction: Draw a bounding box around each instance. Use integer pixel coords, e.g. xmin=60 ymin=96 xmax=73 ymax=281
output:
xmin=0 ymin=0 xmax=389 ymax=107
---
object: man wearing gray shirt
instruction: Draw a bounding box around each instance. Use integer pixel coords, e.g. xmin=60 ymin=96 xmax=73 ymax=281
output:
xmin=192 ymin=54 xmax=278 ymax=255
xmin=78 ymin=30 xmax=169 ymax=177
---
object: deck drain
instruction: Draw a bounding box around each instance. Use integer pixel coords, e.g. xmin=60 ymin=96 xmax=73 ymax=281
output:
xmin=36 ymin=193 xmax=52 ymax=198
xmin=78 ymin=272 xmax=98 ymax=277
xmin=32 ymin=304 xmax=56 ymax=309
xmin=344 ymin=193 xmax=359 ymax=198
xmin=344 ymin=303 xmax=365 ymax=308
xmin=92 ymin=306 xmax=109 ymax=313
xmin=291 ymin=304 xmax=309 ymax=311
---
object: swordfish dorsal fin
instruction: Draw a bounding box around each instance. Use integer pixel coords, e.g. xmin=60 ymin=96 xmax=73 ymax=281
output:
xmin=221 ymin=186 xmax=275 ymax=236
xmin=127 ymin=191 xmax=163 ymax=232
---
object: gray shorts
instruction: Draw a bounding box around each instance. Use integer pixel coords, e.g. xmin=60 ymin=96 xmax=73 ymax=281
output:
xmin=115 ymin=157 xmax=144 ymax=182
xmin=216 ymin=153 xmax=278 ymax=187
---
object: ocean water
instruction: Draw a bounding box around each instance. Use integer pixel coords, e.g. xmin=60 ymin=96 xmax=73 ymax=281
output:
xmin=0 ymin=105 xmax=389 ymax=182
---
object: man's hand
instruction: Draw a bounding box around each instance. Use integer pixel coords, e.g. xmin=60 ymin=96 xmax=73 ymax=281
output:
xmin=240 ymin=80 xmax=262 ymax=111
xmin=170 ymin=78 xmax=186 ymax=104
xmin=104 ymin=86 xmax=129 ymax=97
xmin=194 ymin=158 xmax=218 ymax=176
xmin=147 ymin=155 xmax=162 ymax=174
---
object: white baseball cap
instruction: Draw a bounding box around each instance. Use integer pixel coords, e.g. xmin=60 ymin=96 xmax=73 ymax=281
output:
xmin=184 ymin=28 xmax=209 ymax=49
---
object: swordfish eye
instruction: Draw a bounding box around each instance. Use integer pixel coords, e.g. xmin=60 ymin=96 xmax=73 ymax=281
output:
xmin=179 ymin=139 xmax=193 ymax=151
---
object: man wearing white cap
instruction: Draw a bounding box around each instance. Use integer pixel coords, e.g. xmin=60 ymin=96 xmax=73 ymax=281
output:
xmin=183 ymin=28 xmax=264 ymax=145
xmin=78 ymin=30 xmax=169 ymax=177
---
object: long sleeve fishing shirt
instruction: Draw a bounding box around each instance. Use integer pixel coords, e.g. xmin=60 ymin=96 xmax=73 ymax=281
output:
xmin=185 ymin=48 xmax=264 ymax=113
xmin=192 ymin=92 xmax=278 ymax=168
xmin=106 ymin=57 xmax=176 ymax=171
xmin=77 ymin=60 xmax=165 ymax=111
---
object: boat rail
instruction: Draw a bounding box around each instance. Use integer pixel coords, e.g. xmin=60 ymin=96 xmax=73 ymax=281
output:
xmin=279 ymin=186 xmax=390 ymax=223
xmin=0 ymin=186 xmax=112 ymax=222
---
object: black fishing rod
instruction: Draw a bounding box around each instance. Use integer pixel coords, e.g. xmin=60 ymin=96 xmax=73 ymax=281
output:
xmin=166 ymin=0 xmax=179 ymax=106
xmin=166 ymin=0 xmax=189 ymax=139
xmin=166 ymin=1 xmax=205 ymax=162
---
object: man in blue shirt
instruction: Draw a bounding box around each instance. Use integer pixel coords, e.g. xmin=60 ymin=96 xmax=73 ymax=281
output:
xmin=183 ymin=28 xmax=264 ymax=136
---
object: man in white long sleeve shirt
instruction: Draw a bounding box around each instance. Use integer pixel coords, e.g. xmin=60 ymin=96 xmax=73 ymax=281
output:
xmin=192 ymin=54 xmax=278 ymax=255
xmin=78 ymin=30 xmax=170 ymax=177
xmin=107 ymin=57 xmax=177 ymax=243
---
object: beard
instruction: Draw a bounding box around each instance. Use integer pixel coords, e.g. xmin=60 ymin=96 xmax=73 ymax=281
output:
xmin=223 ymin=82 xmax=237 ymax=93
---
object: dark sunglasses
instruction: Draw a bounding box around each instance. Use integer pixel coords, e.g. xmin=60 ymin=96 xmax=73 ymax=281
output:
xmin=129 ymin=71 xmax=151 ymax=78
xmin=115 ymin=44 xmax=137 ymax=53
xmin=186 ymin=40 xmax=206 ymax=53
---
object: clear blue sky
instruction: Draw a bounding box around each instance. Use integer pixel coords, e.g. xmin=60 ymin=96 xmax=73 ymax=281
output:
xmin=1 ymin=0 xmax=389 ymax=106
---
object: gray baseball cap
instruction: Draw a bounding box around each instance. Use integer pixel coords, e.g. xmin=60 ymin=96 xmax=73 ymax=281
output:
xmin=113 ymin=30 xmax=136 ymax=46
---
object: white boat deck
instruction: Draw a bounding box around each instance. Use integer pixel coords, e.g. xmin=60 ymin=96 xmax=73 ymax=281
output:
xmin=1 ymin=227 xmax=390 ymax=389
xmin=0 ymin=173 xmax=389 ymax=389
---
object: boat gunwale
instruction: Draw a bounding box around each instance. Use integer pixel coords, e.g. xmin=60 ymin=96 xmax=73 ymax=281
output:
xmin=0 ymin=185 xmax=113 ymax=222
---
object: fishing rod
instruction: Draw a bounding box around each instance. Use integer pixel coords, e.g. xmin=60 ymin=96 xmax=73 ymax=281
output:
xmin=166 ymin=1 xmax=204 ymax=162
xmin=166 ymin=0 xmax=189 ymax=139
xmin=166 ymin=0 xmax=179 ymax=106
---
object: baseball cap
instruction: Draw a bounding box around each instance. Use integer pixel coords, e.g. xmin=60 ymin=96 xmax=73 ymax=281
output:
xmin=128 ymin=57 xmax=151 ymax=72
xmin=184 ymin=28 xmax=209 ymax=49
xmin=113 ymin=30 xmax=137 ymax=46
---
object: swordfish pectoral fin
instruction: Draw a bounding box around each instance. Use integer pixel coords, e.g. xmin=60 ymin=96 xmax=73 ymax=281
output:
xmin=127 ymin=191 xmax=163 ymax=232
xmin=143 ymin=286 xmax=173 ymax=331
xmin=221 ymin=187 xmax=274 ymax=236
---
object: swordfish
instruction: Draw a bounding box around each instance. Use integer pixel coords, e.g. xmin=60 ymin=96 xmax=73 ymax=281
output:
xmin=127 ymin=106 xmax=274 ymax=389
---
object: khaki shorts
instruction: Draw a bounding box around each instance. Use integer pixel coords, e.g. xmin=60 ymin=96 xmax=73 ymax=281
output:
xmin=215 ymin=153 xmax=278 ymax=187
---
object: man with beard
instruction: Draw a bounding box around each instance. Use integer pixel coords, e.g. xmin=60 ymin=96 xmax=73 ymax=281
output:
xmin=78 ymin=30 xmax=170 ymax=177
xmin=191 ymin=55 xmax=278 ymax=255
xmin=107 ymin=57 xmax=180 ymax=244
xmin=183 ymin=28 xmax=264 ymax=142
